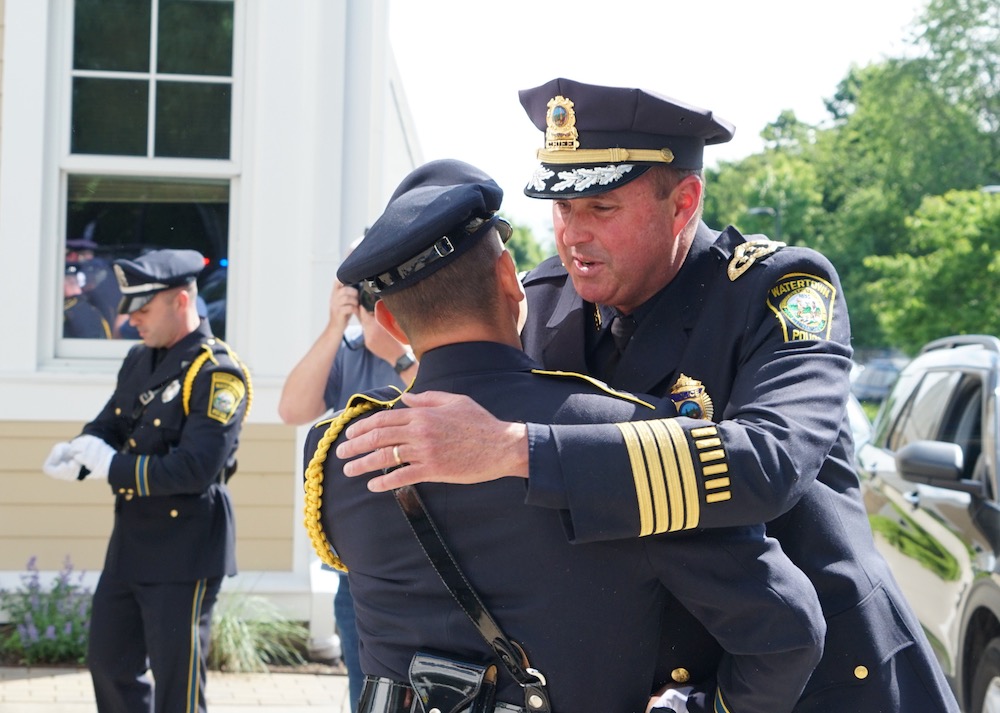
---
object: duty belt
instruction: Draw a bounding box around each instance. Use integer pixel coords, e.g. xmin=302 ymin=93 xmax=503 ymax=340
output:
xmin=358 ymin=677 xmax=526 ymax=713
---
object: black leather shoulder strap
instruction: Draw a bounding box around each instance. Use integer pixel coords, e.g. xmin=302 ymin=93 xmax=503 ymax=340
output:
xmin=394 ymin=484 xmax=552 ymax=713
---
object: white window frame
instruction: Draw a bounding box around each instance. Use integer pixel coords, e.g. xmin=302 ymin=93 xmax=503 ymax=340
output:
xmin=48 ymin=0 xmax=245 ymax=363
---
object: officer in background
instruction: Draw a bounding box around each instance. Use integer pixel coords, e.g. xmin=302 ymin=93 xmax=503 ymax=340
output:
xmin=279 ymin=233 xmax=417 ymax=711
xmin=333 ymin=79 xmax=960 ymax=712
xmin=305 ymin=159 xmax=825 ymax=713
xmin=43 ymin=249 xmax=252 ymax=713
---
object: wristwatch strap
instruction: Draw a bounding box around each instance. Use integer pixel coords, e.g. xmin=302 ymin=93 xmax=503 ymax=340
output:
xmin=394 ymin=353 xmax=416 ymax=373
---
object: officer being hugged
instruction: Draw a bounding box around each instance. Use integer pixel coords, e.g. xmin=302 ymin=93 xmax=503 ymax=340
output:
xmin=43 ymin=249 xmax=252 ymax=713
xmin=304 ymin=159 xmax=825 ymax=713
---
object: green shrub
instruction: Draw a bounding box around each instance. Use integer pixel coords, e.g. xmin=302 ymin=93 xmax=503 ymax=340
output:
xmin=0 ymin=556 xmax=92 ymax=665
xmin=208 ymin=592 xmax=308 ymax=673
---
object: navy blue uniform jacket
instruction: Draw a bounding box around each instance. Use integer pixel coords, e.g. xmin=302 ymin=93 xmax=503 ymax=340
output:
xmin=520 ymin=223 xmax=959 ymax=711
xmin=305 ymin=342 xmax=824 ymax=713
xmin=82 ymin=320 xmax=249 ymax=583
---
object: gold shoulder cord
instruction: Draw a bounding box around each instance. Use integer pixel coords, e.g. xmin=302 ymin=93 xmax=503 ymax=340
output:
xmin=181 ymin=342 xmax=254 ymax=421
xmin=303 ymin=401 xmax=380 ymax=572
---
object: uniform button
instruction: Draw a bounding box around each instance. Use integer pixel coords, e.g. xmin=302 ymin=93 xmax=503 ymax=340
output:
xmin=118 ymin=488 xmax=126 ymax=494
xmin=153 ymin=418 xmax=161 ymax=427
xmin=854 ymin=665 xmax=869 ymax=680
xmin=170 ymin=509 xmax=179 ymax=518
xmin=671 ymin=667 xmax=690 ymax=683
xmin=114 ymin=407 xmax=122 ymax=415
xmin=207 ymin=338 xmax=216 ymax=345
xmin=128 ymin=438 xmax=137 ymax=447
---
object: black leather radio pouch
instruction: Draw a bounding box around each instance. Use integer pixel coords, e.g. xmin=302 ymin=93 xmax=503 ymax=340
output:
xmin=408 ymin=651 xmax=497 ymax=713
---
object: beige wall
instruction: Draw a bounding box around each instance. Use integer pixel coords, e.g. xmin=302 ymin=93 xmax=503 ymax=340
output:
xmin=0 ymin=421 xmax=299 ymax=574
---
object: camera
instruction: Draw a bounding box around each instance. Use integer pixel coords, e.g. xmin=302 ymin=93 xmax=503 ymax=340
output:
xmin=352 ymin=283 xmax=379 ymax=313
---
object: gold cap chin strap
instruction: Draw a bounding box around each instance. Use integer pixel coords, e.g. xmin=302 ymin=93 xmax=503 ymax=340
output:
xmin=536 ymin=146 xmax=674 ymax=164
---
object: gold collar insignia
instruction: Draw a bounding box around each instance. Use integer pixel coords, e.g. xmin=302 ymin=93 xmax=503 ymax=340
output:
xmin=728 ymin=239 xmax=786 ymax=281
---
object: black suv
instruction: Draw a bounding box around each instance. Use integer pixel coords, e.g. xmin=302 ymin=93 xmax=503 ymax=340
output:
xmin=857 ymin=335 xmax=1000 ymax=713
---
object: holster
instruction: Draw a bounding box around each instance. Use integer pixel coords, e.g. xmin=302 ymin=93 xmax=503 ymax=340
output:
xmin=408 ymin=652 xmax=497 ymax=713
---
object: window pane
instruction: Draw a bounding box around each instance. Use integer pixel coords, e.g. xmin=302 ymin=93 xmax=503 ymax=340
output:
xmin=73 ymin=0 xmax=151 ymax=72
xmin=72 ymin=78 xmax=149 ymax=156
xmin=65 ymin=175 xmax=230 ymax=339
xmin=155 ymin=82 xmax=231 ymax=159
xmin=888 ymin=371 xmax=960 ymax=451
xmin=158 ymin=0 xmax=234 ymax=76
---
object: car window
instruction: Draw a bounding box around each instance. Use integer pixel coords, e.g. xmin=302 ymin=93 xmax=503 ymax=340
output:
xmin=886 ymin=370 xmax=962 ymax=452
xmin=938 ymin=376 xmax=984 ymax=480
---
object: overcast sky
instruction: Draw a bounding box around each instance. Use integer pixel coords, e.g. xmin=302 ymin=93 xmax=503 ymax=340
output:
xmin=388 ymin=0 xmax=926 ymax=238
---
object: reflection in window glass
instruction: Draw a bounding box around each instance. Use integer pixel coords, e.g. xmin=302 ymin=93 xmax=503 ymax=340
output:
xmin=64 ymin=175 xmax=230 ymax=340
xmin=158 ymin=0 xmax=234 ymax=76
xmin=73 ymin=0 xmax=151 ymax=72
xmin=888 ymin=371 xmax=960 ymax=451
xmin=155 ymin=82 xmax=232 ymax=158
xmin=71 ymin=78 xmax=148 ymax=156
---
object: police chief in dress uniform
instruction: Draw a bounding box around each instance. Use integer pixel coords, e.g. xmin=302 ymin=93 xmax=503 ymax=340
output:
xmin=43 ymin=249 xmax=252 ymax=713
xmin=513 ymin=79 xmax=960 ymax=712
xmin=303 ymin=159 xmax=825 ymax=713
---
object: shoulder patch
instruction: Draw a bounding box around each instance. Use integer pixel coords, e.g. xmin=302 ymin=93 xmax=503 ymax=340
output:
xmin=727 ymin=239 xmax=786 ymax=281
xmin=530 ymin=368 xmax=655 ymax=409
xmin=207 ymin=372 xmax=246 ymax=424
xmin=766 ymin=272 xmax=836 ymax=342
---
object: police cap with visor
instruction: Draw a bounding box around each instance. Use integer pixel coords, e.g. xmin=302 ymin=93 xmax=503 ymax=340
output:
xmin=113 ymin=249 xmax=205 ymax=314
xmin=519 ymin=77 xmax=735 ymax=199
xmin=338 ymin=159 xmax=512 ymax=295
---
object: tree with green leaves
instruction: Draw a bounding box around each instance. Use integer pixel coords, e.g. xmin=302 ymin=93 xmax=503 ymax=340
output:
xmin=502 ymin=216 xmax=552 ymax=273
xmin=864 ymin=189 xmax=1000 ymax=353
xmin=913 ymin=0 xmax=1000 ymax=181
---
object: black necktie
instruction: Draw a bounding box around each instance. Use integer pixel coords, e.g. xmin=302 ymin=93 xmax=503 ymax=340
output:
xmin=611 ymin=314 xmax=637 ymax=354
xmin=605 ymin=313 xmax=637 ymax=376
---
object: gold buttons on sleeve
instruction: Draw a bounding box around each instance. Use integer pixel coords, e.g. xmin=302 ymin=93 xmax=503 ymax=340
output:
xmin=153 ymin=418 xmax=161 ymax=427
xmin=854 ymin=665 xmax=869 ymax=680
xmin=128 ymin=438 xmax=137 ymax=447
xmin=671 ymin=668 xmax=690 ymax=683
xmin=170 ymin=509 xmax=179 ymax=518
xmin=115 ymin=407 xmax=122 ymax=415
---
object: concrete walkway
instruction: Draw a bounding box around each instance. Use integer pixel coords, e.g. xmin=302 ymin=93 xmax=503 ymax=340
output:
xmin=0 ymin=666 xmax=351 ymax=713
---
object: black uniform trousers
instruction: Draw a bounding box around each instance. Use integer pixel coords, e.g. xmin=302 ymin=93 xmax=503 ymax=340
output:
xmin=88 ymin=573 xmax=222 ymax=713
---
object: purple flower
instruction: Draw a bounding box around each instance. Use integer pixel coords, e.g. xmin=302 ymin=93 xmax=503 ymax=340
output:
xmin=44 ymin=625 xmax=56 ymax=641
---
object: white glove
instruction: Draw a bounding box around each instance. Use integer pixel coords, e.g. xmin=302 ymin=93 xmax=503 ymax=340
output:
xmin=648 ymin=686 xmax=693 ymax=713
xmin=42 ymin=442 xmax=83 ymax=481
xmin=69 ymin=435 xmax=115 ymax=481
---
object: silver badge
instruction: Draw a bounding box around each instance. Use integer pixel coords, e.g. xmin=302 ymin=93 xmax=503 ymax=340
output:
xmin=162 ymin=379 xmax=181 ymax=403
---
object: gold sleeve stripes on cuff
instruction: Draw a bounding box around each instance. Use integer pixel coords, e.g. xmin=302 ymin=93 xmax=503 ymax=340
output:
xmin=615 ymin=421 xmax=731 ymax=536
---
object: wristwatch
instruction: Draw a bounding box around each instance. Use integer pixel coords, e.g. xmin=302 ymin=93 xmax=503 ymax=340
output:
xmin=394 ymin=353 xmax=416 ymax=374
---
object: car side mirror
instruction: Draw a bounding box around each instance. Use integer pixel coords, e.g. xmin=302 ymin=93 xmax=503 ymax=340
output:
xmin=896 ymin=440 xmax=986 ymax=497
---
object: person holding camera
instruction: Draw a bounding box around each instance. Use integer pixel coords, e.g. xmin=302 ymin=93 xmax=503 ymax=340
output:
xmin=278 ymin=241 xmax=416 ymax=711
